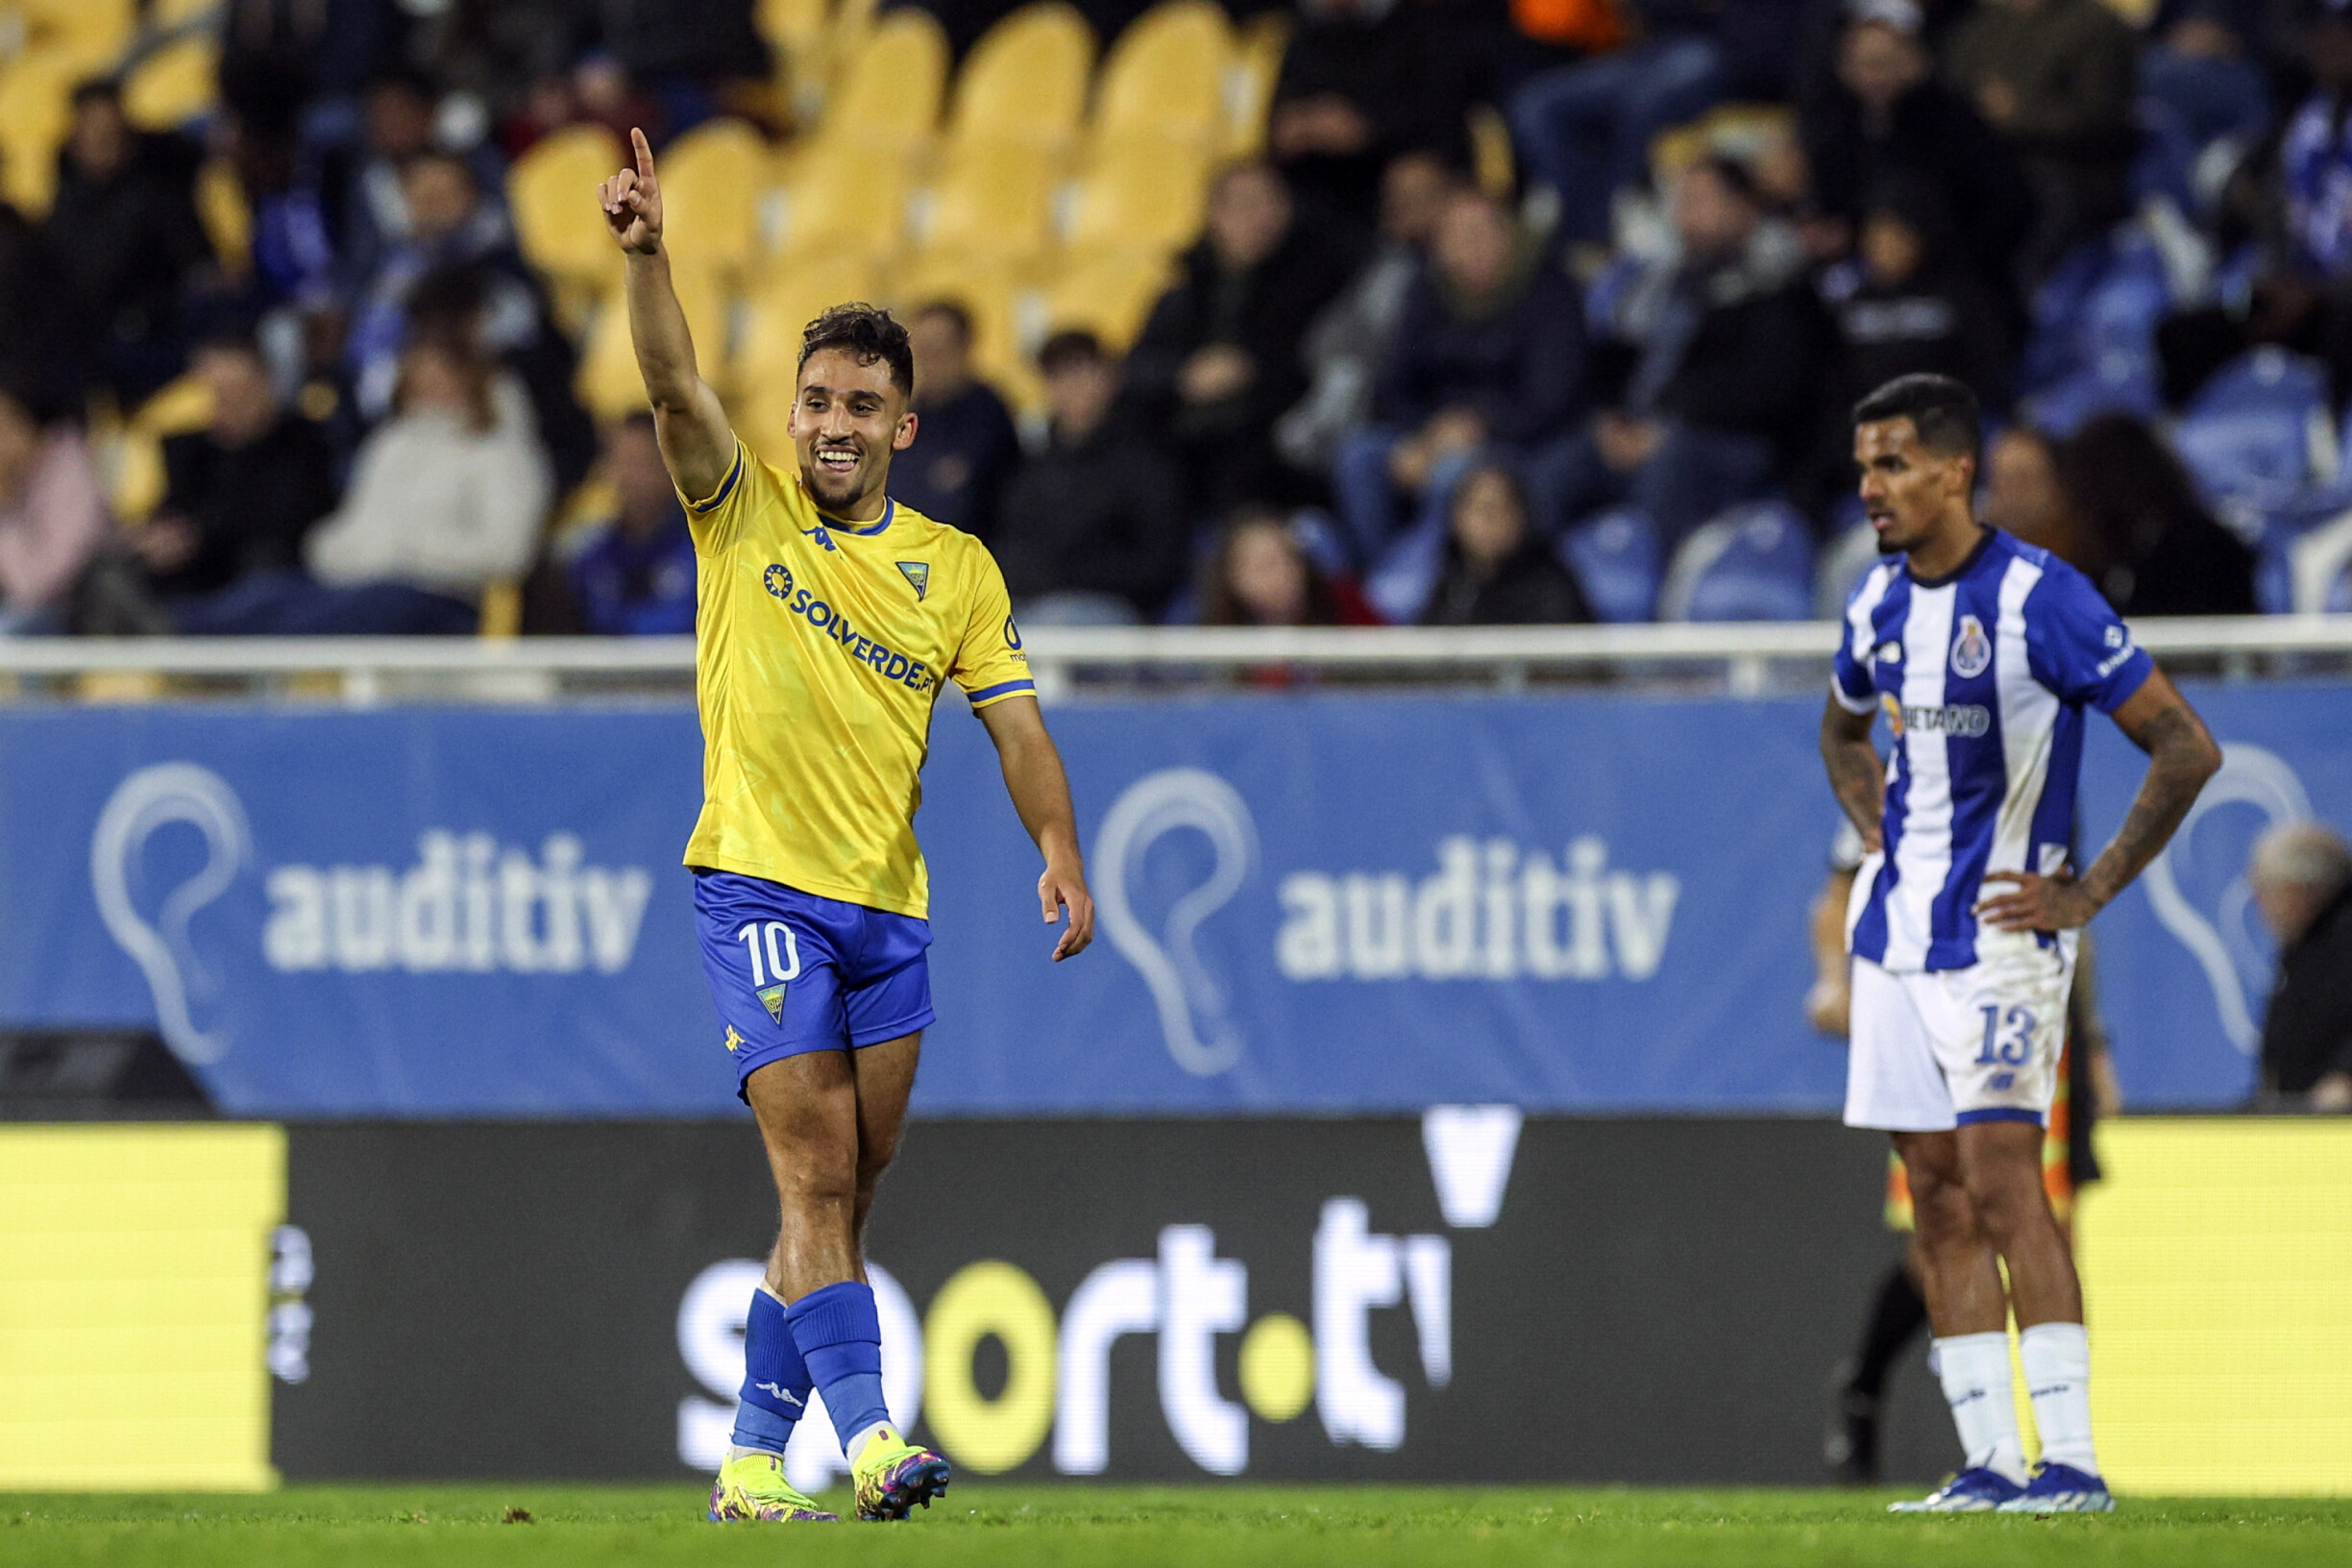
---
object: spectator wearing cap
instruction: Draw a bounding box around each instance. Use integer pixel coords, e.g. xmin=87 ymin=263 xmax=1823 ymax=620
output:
xmin=2250 ymin=821 xmax=2352 ymax=1112
xmin=1531 ymin=154 xmax=1826 ymax=547
xmin=1944 ymin=0 xmax=2139 ymax=269
xmin=1800 ymin=0 xmax=2034 ymax=302
xmin=993 ymin=331 xmax=1189 ymax=624
xmin=1331 ymin=186 xmax=1585 ymax=564
xmin=567 ymin=413 xmax=696 ymax=635
xmin=897 ymin=301 xmax=1019 ymax=537
xmin=1125 ymin=160 xmax=1356 ymax=517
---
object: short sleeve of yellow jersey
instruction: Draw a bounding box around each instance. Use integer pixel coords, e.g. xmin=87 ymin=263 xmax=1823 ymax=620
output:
xmin=678 ymin=439 xmax=775 ymax=552
xmin=947 ymin=545 xmax=1035 ymax=710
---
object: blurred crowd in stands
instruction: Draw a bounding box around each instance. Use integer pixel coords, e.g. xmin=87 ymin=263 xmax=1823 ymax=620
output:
xmin=5 ymin=0 xmax=2352 ymax=636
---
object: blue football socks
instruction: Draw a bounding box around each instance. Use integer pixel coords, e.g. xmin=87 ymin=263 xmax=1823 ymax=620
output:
xmin=730 ymin=1285 xmax=813 ymax=1456
xmin=785 ymin=1280 xmax=892 ymax=1458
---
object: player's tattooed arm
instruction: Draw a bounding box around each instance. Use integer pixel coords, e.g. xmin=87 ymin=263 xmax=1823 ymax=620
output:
xmin=599 ymin=127 xmax=734 ymax=502
xmin=1819 ymin=698 xmax=1885 ymax=855
xmin=975 ymin=696 xmax=1096 ymax=961
xmin=1977 ymin=667 xmax=2221 ymax=932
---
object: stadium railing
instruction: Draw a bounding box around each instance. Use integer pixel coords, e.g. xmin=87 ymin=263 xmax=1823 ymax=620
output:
xmin=1 ymin=618 xmax=2348 ymax=703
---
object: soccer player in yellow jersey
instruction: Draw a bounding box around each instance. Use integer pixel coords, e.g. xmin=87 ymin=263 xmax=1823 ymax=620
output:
xmin=599 ymin=130 xmax=1094 ymax=1524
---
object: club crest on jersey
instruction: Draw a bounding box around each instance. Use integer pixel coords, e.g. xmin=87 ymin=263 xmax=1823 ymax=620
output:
xmin=1950 ymin=614 xmax=1992 ymax=678
xmin=758 ymin=983 xmax=787 ymax=1023
xmin=896 ymin=561 xmax=929 ymax=600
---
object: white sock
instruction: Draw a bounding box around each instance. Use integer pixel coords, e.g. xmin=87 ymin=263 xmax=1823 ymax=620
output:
xmin=2020 ymin=1321 xmax=2099 ymax=1476
xmin=845 ymin=1421 xmax=893 ymax=1464
xmin=1932 ymin=1332 xmax=2027 ymax=1482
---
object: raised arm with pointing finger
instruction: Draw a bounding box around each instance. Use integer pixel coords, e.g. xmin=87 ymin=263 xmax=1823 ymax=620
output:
xmin=598 ymin=127 xmax=734 ymax=504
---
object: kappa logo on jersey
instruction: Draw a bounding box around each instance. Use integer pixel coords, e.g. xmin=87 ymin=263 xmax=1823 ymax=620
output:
xmin=896 ymin=561 xmax=929 ymax=600
xmin=802 ymin=525 xmax=838 ymax=552
xmin=1950 ymin=614 xmax=1992 ymax=678
xmin=758 ymin=982 xmax=787 ymax=1023
xmin=723 ymin=1024 xmax=745 ymax=1053
xmin=763 ymin=563 xmax=795 ymax=600
xmin=1875 ymin=642 xmax=1902 ymax=664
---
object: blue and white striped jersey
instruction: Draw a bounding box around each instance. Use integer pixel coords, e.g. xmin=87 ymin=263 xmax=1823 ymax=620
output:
xmin=1832 ymin=527 xmax=2152 ymax=973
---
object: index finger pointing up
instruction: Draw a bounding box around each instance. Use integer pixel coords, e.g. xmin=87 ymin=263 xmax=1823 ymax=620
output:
xmin=631 ymin=126 xmax=654 ymax=180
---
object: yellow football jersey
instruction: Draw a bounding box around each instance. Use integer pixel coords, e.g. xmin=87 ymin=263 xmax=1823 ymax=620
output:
xmin=680 ymin=439 xmax=1034 ymax=919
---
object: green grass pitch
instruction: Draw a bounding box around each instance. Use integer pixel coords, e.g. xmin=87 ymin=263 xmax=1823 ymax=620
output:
xmin=5 ymin=1485 xmax=2349 ymax=1566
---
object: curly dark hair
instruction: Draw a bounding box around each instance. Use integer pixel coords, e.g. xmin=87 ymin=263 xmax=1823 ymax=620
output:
xmin=799 ymin=303 xmax=915 ymax=396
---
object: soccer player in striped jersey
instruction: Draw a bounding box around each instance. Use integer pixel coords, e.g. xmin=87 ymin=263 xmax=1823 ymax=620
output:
xmin=1820 ymin=375 xmax=2220 ymax=1514
xmin=599 ymin=130 xmax=1095 ymax=1524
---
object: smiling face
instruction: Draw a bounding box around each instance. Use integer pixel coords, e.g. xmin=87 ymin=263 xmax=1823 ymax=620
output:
xmin=1854 ymin=416 xmax=1973 ymax=554
xmin=789 ymin=346 xmax=916 ymax=519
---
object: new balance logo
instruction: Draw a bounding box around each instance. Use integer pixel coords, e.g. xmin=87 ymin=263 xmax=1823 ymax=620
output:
xmin=753 ymin=1382 xmax=804 ymax=1408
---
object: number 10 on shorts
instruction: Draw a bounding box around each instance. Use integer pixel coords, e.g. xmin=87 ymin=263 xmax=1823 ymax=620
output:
xmin=733 ymin=926 xmax=799 ymax=987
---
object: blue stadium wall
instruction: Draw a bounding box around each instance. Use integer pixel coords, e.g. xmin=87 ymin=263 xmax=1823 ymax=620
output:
xmin=2 ymin=680 xmax=2341 ymax=1115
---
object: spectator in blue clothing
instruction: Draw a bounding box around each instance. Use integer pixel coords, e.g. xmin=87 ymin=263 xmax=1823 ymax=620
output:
xmin=1330 ymin=186 xmax=1586 ymax=563
xmin=1507 ymin=1 xmax=1730 ymax=247
xmin=2282 ymin=3 xmax=2352 ymax=277
xmin=895 ymin=300 xmax=1019 ymax=537
xmin=2142 ymin=3 xmax=2273 ymax=153
xmin=569 ymin=413 xmax=697 ymax=635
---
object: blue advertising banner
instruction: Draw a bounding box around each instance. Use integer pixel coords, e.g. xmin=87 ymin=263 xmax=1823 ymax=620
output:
xmin=2 ymin=682 xmax=2344 ymax=1116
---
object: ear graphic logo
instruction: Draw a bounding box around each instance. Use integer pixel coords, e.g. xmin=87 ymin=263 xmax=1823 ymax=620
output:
xmin=89 ymin=763 xmax=253 ymax=1066
xmin=1093 ymin=769 xmax=1258 ymax=1077
xmin=2142 ymin=742 xmax=2311 ymax=1055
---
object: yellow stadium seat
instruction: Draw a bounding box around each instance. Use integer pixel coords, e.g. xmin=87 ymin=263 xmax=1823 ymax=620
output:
xmin=12 ymin=0 xmax=135 ymax=72
xmin=945 ymin=1 xmax=1093 ymax=157
xmin=576 ymin=262 xmax=730 ymax=421
xmin=772 ymin=148 xmax=911 ymax=261
xmin=122 ymin=33 xmax=216 ymax=131
xmin=111 ymin=373 xmax=213 ymax=524
xmin=918 ymin=140 xmax=1055 ymax=264
xmin=890 ymin=253 xmax=1035 ymax=411
xmin=509 ymin=124 xmax=626 ymax=331
xmin=1092 ymin=0 xmax=1231 ymax=154
xmin=736 ymin=254 xmax=880 ymax=453
xmin=1222 ymin=12 xmax=1287 ymax=159
xmin=657 ymin=117 xmax=772 ymax=282
xmin=822 ymin=10 xmax=947 ymax=161
xmin=759 ymin=0 xmax=835 ymax=115
xmin=196 ymin=156 xmax=250 ymax=276
xmin=0 ymin=50 xmax=77 ymax=213
xmin=1041 ymin=248 xmax=1175 ymax=355
xmin=1064 ymin=135 xmax=1210 ymax=256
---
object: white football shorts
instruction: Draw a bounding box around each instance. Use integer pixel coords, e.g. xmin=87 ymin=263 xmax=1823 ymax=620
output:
xmin=1844 ymin=929 xmax=2076 ymax=1132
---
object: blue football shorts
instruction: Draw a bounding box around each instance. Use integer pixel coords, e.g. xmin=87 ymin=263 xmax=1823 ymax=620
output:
xmin=692 ymin=870 xmax=935 ymax=1098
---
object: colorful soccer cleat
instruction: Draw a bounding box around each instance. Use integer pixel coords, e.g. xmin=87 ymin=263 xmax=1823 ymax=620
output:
xmin=706 ymin=1450 xmax=839 ymax=1523
xmin=1996 ymin=1461 xmax=2116 ymax=1513
xmin=1887 ymin=1466 xmax=2027 ymax=1512
xmin=851 ymin=1427 xmax=951 ymax=1521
